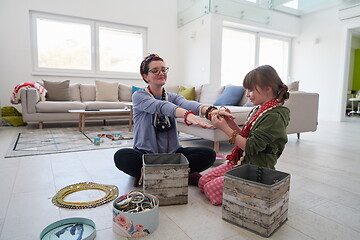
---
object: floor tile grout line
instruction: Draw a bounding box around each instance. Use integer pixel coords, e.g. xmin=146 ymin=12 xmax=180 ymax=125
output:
xmin=49 ymin=152 xmax=62 ymax=219
xmin=307 ymin=199 xmax=360 ymax=234
xmin=159 ymin=208 xmax=194 ymax=240
xmin=0 ymin=154 xmax=20 ymax=240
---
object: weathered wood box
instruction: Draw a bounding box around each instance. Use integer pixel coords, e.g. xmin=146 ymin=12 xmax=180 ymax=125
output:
xmin=222 ymin=164 xmax=290 ymax=237
xmin=142 ymin=153 xmax=189 ymax=206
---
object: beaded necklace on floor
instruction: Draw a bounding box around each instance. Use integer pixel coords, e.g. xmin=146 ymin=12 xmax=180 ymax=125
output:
xmin=52 ymin=182 xmax=119 ymax=209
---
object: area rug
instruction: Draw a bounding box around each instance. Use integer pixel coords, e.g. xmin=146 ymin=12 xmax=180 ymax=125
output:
xmin=5 ymin=125 xmax=134 ymax=158
xmin=5 ymin=125 xmax=201 ymax=158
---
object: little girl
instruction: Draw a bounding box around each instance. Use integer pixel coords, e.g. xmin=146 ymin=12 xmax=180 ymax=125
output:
xmin=199 ymin=65 xmax=290 ymax=205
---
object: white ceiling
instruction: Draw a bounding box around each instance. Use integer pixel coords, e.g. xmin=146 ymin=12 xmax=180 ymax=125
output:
xmin=272 ymin=0 xmax=360 ymax=16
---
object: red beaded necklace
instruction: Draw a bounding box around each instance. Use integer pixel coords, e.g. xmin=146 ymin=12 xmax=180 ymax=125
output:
xmin=226 ymin=99 xmax=279 ymax=166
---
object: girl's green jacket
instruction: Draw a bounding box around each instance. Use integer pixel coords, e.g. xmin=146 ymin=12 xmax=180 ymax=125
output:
xmin=242 ymin=106 xmax=290 ymax=169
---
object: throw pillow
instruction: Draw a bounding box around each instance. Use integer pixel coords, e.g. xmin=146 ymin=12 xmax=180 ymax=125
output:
xmin=69 ymin=83 xmax=81 ymax=101
xmin=132 ymin=86 xmax=143 ymax=94
xmin=118 ymin=83 xmax=132 ymax=101
xmin=165 ymin=85 xmax=179 ymax=93
xmin=199 ymin=84 xmax=225 ymax=104
xmin=95 ymin=80 xmax=119 ymax=102
xmin=214 ymin=85 xmax=245 ymax=106
xmin=243 ymin=99 xmax=254 ymax=107
xmin=80 ymin=84 xmax=96 ymax=101
xmin=43 ymin=80 xmax=70 ymax=101
xmin=288 ymin=81 xmax=299 ymax=91
xmin=178 ymin=86 xmax=195 ymax=100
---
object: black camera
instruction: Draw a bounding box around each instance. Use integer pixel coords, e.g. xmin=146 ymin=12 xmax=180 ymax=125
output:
xmin=153 ymin=114 xmax=171 ymax=131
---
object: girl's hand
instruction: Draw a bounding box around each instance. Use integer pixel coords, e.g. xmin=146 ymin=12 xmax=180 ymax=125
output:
xmin=210 ymin=107 xmax=238 ymax=131
xmin=209 ymin=107 xmax=235 ymax=120
xmin=211 ymin=114 xmax=230 ymax=132
xmin=224 ymin=116 xmax=239 ymax=131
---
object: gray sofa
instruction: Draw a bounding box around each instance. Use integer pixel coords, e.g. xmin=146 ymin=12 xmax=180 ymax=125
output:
xmin=20 ymin=82 xmax=134 ymax=128
xmin=19 ymin=81 xmax=319 ymax=152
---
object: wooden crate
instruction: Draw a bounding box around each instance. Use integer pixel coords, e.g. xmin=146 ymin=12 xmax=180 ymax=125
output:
xmin=142 ymin=153 xmax=189 ymax=206
xmin=222 ymin=164 xmax=290 ymax=237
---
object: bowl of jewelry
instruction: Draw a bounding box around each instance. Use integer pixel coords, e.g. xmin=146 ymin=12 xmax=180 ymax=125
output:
xmin=112 ymin=190 xmax=159 ymax=238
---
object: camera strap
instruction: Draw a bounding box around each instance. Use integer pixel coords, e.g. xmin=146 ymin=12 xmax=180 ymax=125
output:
xmin=145 ymin=86 xmax=167 ymax=100
xmin=145 ymin=86 xmax=171 ymax=153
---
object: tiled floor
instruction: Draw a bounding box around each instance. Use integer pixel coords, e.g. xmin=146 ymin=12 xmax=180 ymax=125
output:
xmin=0 ymin=119 xmax=360 ymax=240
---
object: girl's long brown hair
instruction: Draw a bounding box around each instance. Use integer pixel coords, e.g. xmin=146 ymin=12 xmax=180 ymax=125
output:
xmin=243 ymin=65 xmax=289 ymax=105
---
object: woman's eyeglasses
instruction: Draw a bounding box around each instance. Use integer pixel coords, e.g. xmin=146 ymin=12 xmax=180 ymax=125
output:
xmin=148 ymin=67 xmax=169 ymax=75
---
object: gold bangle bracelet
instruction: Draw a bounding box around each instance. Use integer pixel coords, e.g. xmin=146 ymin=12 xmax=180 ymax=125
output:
xmin=228 ymin=130 xmax=239 ymax=144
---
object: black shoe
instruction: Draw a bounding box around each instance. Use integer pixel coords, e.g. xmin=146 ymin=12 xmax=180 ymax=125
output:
xmin=188 ymin=172 xmax=202 ymax=186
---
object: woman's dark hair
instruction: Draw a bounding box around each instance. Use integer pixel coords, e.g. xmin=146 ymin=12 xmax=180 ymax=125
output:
xmin=140 ymin=54 xmax=164 ymax=83
xmin=243 ymin=65 xmax=289 ymax=104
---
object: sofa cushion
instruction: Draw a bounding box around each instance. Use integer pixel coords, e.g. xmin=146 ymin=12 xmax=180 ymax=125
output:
xmin=237 ymin=92 xmax=247 ymax=106
xmin=166 ymin=85 xmax=179 ymax=94
xmin=80 ymin=84 xmax=96 ymax=101
xmin=199 ymin=84 xmax=224 ymax=104
xmin=214 ymin=85 xmax=245 ymax=106
xmin=36 ymin=101 xmax=86 ymax=113
xmin=95 ymin=80 xmax=119 ymax=102
xmin=43 ymin=80 xmax=70 ymax=101
xmin=194 ymin=86 xmax=202 ymax=102
xmin=178 ymin=86 xmax=195 ymax=100
xmin=243 ymin=99 xmax=254 ymax=107
xmin=69 ymin=83 xmax=81 ymax=101
xmin=119 ymin=83 xmax=132 ymax=101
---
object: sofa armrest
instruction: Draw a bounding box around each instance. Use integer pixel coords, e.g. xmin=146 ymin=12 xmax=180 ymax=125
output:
xmin=284 ymin=91 xmax=319 ymax=134
xmin=21 ymin=88 xmax=39 ymax=114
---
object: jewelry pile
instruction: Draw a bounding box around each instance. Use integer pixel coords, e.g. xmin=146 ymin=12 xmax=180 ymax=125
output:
xmin=97 ymin=133 xmax=132 ymax=141
xmin=114 ymin=191 xmax=158 ymax=213
xmin=52 ymin=182 xmax=119 ymax=209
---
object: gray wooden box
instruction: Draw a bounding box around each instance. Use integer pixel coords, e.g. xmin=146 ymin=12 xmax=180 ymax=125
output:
xmin=142 ymin=153 xmax=189 ymax=206
xmin=222 ymin=164 xmax=290 ymax=237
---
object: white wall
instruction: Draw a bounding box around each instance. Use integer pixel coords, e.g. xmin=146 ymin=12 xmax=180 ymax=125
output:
xmin=178 ymin=15 xmax=212 ymax=87
xmin=0 ymin=0 xmax=179 ymax=110
xmin=291 ymin=7 xmax=349 ymax=121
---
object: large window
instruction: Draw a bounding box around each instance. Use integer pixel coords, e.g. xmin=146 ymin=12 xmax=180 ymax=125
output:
xmin=221 ymin=27 xmax=290 ymax=86
xmin=258 ymin=34 xmax=289 ymax=82
xmin=31 ymin=11 xmax=147 ymax=78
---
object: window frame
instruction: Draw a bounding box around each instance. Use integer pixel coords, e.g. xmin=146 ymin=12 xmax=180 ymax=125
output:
xmin=30 ymin=11 xmax=147 ymax=79
xmin=221 ymin=25 xmax=291 ymax=86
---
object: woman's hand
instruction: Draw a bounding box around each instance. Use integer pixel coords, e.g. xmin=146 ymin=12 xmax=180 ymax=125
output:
xmin=186 ymin=113 xmax=213 ymax=129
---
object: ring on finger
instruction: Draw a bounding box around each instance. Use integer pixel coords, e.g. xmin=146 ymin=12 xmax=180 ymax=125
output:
xmin=219 ymin=106 xmax=227 ymax=112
